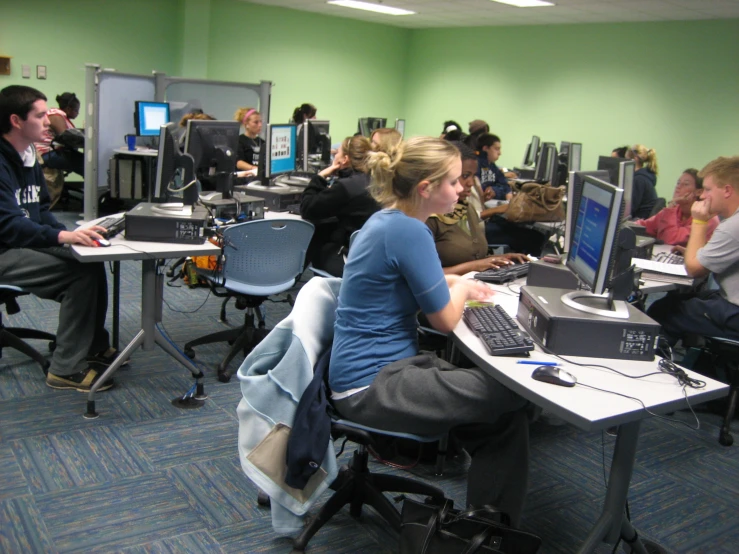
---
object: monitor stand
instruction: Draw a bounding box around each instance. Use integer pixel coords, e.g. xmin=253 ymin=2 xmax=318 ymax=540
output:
xmin=560 ymin=267 xmax=636 ymax=320
xmin=560 ymin=291 xmax=629 ymax=319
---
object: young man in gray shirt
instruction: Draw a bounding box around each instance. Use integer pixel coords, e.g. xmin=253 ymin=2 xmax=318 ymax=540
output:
xmin=647 ymin=156 xmax=739 ymax=344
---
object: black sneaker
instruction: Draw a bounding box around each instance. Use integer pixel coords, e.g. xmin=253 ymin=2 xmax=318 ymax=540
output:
xmin=46 ymin=368 xmax=115 ymax=392
xmin=87 ymin=347 xmax=129 ymax=368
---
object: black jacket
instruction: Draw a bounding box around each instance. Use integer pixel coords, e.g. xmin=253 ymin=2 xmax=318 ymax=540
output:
xmin=0 ymin=138 xmax=64 ymax=253
xmin=631 ymin=168 xmax=658 ymax=219
xmin=300 ymin=169 xmax=379 ymax=249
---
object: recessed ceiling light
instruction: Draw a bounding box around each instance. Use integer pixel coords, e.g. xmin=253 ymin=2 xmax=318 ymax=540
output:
xmin=489 ymin=0 xmax=555 ymax=7
xmin=327 ymin=1 xmax=416 ymax=16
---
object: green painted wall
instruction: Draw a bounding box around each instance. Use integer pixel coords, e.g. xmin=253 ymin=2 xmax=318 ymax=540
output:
xmin=0 ymin=0 xmax=182 ymax=117
xmin=206 ymin=0 xmax=411 ymax=143
xmin=404 ymin=19 xmax=739 ymax=198
xmin=2 ymin=1 xmax=736 ymax=198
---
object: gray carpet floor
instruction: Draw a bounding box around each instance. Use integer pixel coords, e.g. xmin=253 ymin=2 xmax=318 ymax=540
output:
xmin=1 ymin=209 xmax=738 ymax=553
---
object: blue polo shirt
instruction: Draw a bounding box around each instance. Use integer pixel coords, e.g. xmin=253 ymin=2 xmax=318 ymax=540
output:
xmin=329 ymin=210 xmax=450 ymax=392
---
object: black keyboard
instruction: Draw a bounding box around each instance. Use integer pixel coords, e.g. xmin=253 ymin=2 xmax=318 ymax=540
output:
xmin=97 ymin=216 xmax=126 ymax=238
xmin=652 ymin=251 xmax=684 ymax=265
xmin=463 ymin=304 xmax=535 ymax=356
xmin=474 ymin=263 xmax=530 ymax=284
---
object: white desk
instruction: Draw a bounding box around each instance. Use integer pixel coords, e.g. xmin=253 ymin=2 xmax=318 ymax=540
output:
xmin=451 ymin=284 xmax=728 ymax=553
xmin=72 ymin=234 xmax=220 ymax=418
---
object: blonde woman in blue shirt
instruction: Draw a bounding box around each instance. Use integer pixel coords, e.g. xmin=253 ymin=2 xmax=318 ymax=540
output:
xmin=330 ymin=137 xmax=530 ymax=526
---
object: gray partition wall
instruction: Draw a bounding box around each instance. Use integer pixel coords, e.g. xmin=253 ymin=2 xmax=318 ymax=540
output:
xmin=83 ymin=64 xmax=272 ymax=220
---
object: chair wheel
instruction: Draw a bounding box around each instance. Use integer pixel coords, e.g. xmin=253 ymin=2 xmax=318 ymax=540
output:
xmin=257 ymin=490 xmax=271 ymax=506
xmin=719 ymin=431 xmax=733 ymax=447
xmin=184 ymin=347 xmax=195 ymax=359
xmin=49 ymin=341 xmax=56 ymax=352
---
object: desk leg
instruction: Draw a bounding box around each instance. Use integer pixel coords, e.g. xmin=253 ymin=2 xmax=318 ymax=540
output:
xmin=578 ymin=421 xmax=651 ymax=554
xmin=84 ymin=329 xmax=145 ymax=419
xmin=112 ymin=261 xmax=120 ymax=351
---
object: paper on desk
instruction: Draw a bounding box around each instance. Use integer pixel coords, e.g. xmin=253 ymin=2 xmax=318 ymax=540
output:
xmin=632 ymin=258 xmax=688 ymax=276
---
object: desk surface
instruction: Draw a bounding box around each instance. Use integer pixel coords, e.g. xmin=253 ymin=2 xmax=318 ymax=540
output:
xmin=113 ymin=147 xmax=158 ymax=157
xmin=72 ymin=214 xmax=219 ymax=262
xmin=452 ymin=282 xmax=728 ymax=432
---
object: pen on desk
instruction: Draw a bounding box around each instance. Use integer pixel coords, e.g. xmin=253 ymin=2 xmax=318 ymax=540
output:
xmin=516 ymin=360 xmax=560 ymax=366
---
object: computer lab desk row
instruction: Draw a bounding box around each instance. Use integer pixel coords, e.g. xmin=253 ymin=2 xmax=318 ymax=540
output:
xmin=70 ymin=210 xmax=296 ymax=418
xmin=451 ymin=278 xmax=727 ymax=553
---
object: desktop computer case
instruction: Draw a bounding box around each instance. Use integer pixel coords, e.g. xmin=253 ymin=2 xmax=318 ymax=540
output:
xmin=125 ymin=202 xmax=209 ymax=244
xmin=235 ymin=183 xmax=303 ymax=212
xmin=516 ymin=285 xmax=659 ymax=361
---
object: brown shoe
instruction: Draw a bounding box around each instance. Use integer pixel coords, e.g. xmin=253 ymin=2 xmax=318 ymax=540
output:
xmin=46 ymin=368 xmax=115 ymax=392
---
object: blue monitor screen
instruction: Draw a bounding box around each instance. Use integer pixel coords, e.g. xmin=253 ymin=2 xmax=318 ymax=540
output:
xmin=568 ymin=182 xmax=612 ymax=287
xmin=136 ymin=101 xmax=170 ymax=136
xmin=269 ymin=124 xmax=297 ymax=175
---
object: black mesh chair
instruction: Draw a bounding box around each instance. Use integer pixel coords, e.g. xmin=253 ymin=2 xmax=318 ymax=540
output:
xmin=648 ymin=197 xmax=667 ymax=218
xmin=0 ymin=285 xmax=56 ymax=374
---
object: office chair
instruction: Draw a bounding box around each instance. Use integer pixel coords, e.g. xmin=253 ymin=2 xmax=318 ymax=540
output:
xmin=686 ymin=335 xmax=739 ymax=446
xmin=648 ymin=197 xmax=666 ymax=218
xmin=184 ymin=218 xmax=314 ymax=383
xmin=0 ymin=285 xmax=56 ymax=374
xmin=259 ymin=277 xmax=446 ymax=551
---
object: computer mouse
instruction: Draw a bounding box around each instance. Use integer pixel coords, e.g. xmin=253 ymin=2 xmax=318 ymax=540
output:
xmin=531 ymin=366 xmax=577 ymax=387
xmin=94 ymin=238 xmax=111 ymax=247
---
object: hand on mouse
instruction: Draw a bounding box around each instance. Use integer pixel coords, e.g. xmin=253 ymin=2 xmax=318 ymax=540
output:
xmin=58 ymin=226 xmax=105 ymax=247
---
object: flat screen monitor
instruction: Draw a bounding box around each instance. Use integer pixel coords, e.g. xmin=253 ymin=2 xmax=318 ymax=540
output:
xmin=560 ymin=141 xmax=570 ymax=156
xmin=564 ymin=175 xmax=626 ymax=318
xmin=135 ymin=101 xmax=170 ymax=137
xmin=395 ymin=118 xmax=406 ymax=138
xmin=597 ymin=156 xmax=635 ymax=219
xmin=533 ymin=142 xmax=558 ymax=185
xmin=154 ymin=122 xmax=197 ymax=205
xmin=568 ymin=143 xmax=582 ymax=172
xmin=358 ymin=117 xmax=387 ymax=137
xmin=297 ymin=120 xmax=330 ymax=171
xmin=565 ymin=170 xmax=610 ymax=253
xmin=183 ymin=120 xmax=240 ymax=199
xmin=521 ymin=135 xmax=541 ymax=168
xmin=264 ymin=123 xmax=297 ymax=179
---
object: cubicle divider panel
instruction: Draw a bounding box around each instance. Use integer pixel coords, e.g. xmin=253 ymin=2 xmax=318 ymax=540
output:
xmin=159 ymin=79 xmax=263 ymax=125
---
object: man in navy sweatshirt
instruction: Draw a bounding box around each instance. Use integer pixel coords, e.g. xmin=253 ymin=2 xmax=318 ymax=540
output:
xmin=0 ymin=85 xmax=115 ymax=392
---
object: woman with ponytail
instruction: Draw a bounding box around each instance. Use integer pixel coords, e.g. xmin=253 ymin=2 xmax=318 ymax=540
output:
xmin=234 ymin=107 xmax=264 ymax=172
xmin=291 ymin=103 xmax=317 ymax=125
xmin=627 ymin=144 xmax=659 ymax=218
xmin=35 ymin=92 xmax=84 ymax=176
xmin=329 ymin=136 xmax=530 ymax=527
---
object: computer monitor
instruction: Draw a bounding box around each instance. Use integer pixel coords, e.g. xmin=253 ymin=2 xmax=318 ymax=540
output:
xmin=135 ymin=101 xmax=170 ymax=137
xmin=395 ymin=118 xmax=406 ymax=138
xmin=564 ymin=175 xmax=629 ymax=318
xmin=533 ymin=142 xmax=558 ymax=185
xmin=521 ymin=135 xmax=541 ymax=168
xmin=184 ymin=120 xmax=240 ymax=200
xmin=263 ymin=123 xmax=297 ymax=180
xmin=297 ymin=120 xmax=330 ymax=171
xmin=597 ymin=156 xmax=635 ymax=219
xmin=565 ymin=170 xmax=610 ymax=253
xmin=559 ymin=141 xmax=570 ymax=156
xmin=358 ymin=117 xmax=387 ymax=137
xmin=154 ymin=122 xmax=197 ymax=205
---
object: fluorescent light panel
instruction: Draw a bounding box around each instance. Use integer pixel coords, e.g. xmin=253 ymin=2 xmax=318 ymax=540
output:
xmin=489 ymin=0 xmax=554 ymax=7
xmin=327 ymin=0 xmax=415 ymax=16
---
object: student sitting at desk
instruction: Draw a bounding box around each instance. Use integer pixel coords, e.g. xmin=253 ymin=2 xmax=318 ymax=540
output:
xmin=476 ymin=133 xmax=511 ymax=201
xmin=647 ymin=156 xmax=739 ymax=345
xmin=370 ymin=127 xmax=401 ymax=153
xmin=234 ymin=107 xmax=264 ymax=172
xmin=0 ymin=85 xmax=116 ymax=392
xmin=34 ymin=91 xmax=84 ymax=177
xmin=291 ymin=102 xmax=317 ymax=125
xmin=330 ymin=136 xmax=530 ymax=526
xmin=634 ymin=168 xmax=718 ymax=246
xmin=427 ymin=143 xmax=528 ymax=275
xmin=300 ymin=135 xmax=378 ymax=277
xmin=177 ymin=111 xmax=214 ymax=145
xmin=626 ymin=144 xmax=659 ymax=219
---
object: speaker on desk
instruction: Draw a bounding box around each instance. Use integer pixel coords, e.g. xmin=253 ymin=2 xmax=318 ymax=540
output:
xmin=526 ymin=260 xmax=579 ymax=290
